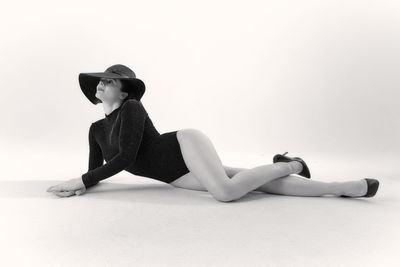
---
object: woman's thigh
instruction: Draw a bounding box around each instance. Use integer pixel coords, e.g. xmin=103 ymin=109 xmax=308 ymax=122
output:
xmin=170 ymin=164 xmax=250 ymax=191
xmin=169 ymin=171 xmax=207 ymax=191
xmin=171 ymin=128 xmax=233 ymax=199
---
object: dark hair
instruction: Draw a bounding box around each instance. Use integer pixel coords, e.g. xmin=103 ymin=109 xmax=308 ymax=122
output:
xmin=120 ymin=79 xmax=139 ymax=101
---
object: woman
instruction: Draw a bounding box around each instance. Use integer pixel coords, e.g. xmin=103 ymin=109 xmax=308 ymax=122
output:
xmin=46 ymin=64 xmax=380 ymax=202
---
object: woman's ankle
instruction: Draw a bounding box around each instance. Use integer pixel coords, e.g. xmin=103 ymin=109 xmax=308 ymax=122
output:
xmin=330 ymin=182 xmax=344 ymax=196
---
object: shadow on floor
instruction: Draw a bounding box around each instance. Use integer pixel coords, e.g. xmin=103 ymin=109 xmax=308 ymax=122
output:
xmin=0 ymin=180 xmax=275 ymax=206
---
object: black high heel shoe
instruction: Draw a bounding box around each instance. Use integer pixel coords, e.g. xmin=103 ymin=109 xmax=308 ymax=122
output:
xmin=272 ymin=151 xmax=311 ymax=178
xmin=340 ymin=178 xmax=379 ymax=198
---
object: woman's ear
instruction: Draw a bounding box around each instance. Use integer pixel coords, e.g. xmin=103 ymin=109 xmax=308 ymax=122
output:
xmin=120 ymin=92 xmax=129 ymax=100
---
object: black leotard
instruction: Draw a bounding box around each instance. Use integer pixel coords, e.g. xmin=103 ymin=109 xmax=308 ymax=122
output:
xmin=81 ymin=99 xmax=190 ymax=189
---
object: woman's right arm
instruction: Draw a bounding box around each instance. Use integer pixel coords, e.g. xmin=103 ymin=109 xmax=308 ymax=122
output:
xmin=84 ymin=123 xmax=104 ymax=188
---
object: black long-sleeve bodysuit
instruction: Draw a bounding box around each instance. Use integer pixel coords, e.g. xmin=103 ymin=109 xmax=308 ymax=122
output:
xmin=81 ymin=99 xmax=190 ymax=189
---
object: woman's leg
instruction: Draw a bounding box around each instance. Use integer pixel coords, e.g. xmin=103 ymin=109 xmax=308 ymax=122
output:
xmin=224 ymin=165 xmax=368 ymax=197
xmin=177 ymin=129 xmax=304 ymax=202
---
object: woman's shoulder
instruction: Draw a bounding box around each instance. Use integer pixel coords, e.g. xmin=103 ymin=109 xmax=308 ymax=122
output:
xmin=121 ymin=99 xmax=143 ymax=108
xmin=90 ymin=119 xmax=103 ymax=129
xmin=89 ymin=99 xmax=147 ymax=127
xmin=120 ymin=99 xmax=148 ymax=115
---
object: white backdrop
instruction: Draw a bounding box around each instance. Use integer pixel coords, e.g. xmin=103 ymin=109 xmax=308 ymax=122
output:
xmin=1 ymin=0 xmax=399 ymax=176
xmin=1 ymin=2 xmax=400 ymax=266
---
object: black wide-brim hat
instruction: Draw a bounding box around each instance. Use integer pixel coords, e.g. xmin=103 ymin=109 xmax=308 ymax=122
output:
xmin=79 ymin=64 xmax=146 ymax=104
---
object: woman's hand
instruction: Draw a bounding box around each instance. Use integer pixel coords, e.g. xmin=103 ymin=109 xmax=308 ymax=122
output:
xmin=47 ymin=177 xmax=87 ymax=197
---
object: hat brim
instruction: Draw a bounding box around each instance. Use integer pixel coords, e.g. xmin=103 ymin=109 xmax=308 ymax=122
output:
xmin=79 ymin=72 xmax=146 ymax=104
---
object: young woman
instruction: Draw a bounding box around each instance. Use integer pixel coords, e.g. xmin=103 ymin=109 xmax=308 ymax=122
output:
xmin=46 ymin=64 xmax=380 ymax=202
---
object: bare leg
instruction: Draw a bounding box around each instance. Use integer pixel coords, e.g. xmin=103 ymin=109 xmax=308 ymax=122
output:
xmin=224 ymin=165 xmax=368 ymax=197
xmin=177 ymin=129 xmax=306 ymax=202
xmin=177 ymin=129 xmax=368 ymax=201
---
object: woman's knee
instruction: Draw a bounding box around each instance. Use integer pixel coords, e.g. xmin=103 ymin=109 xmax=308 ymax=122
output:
xmin=214 ymin=190 xmax=236 ymax=202
xmin=211 ymin=181 xmax=240 ymax=202
xmin=201 ymin=178 xmax=236 ymax=202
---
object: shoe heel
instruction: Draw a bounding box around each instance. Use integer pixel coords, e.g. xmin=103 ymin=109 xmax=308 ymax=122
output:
xmin=273 ymin=151 xmax=289 ymax=164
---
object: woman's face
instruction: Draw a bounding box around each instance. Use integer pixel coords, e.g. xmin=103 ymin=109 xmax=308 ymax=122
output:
xmin=95 ymin=78 xmax=128 ymax=103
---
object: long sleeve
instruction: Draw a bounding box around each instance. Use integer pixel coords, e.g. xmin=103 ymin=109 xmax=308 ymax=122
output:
xmin=81 ymin=100 xmax=147 ymax=188
xmin=84 ymin=123 xmax=104 ymax=188
xmin=88 ymin=123 xmax=104 ymax=171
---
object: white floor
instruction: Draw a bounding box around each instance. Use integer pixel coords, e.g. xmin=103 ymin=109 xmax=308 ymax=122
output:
xmin=1 ymin=146 xmax=399 ymax=267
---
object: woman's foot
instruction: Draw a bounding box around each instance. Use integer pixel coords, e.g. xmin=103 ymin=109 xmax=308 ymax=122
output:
xmin=338 ymin=178 xmax=379 ymax=197
xmin=338 ymin=179 xmax=368 ymax=197
xmin=272 ymin=152 xmax=311 ymax=178
xmin=289 ymin=161 xmax=303 ymax=174
xmin=340 ymin=178 xmax=379 ymax=198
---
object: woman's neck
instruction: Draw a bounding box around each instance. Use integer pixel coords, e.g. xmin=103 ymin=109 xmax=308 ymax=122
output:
xmin=103 ymin=102 xmax=123 ymax=116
